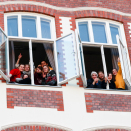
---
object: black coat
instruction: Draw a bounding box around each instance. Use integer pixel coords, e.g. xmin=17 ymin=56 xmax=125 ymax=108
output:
xmin=87 ymin=78 xmax=102 ymax=88
xmin=101 ymin=80 xmax=116 ymax=89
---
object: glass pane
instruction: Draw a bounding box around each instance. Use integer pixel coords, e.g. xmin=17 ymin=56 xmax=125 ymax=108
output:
xmin=0 ymin=29 xmax=8 ymax=75
xmin=22 ymin=16 xmax=37 ymax=38
xmin=92 ymin=22 xmax=107 ymax=43
xmin=41 ymin=19 xmax=51 ymax=39
xmin=56 ymin=34 xmax=77 ymax=83
xmin=7 ymin=16 xmax=18 ymax=36
xmin=78 ymin=22 xmax=89 ymax=42
xmin=110 ymin=25 xmax=119 ymax=44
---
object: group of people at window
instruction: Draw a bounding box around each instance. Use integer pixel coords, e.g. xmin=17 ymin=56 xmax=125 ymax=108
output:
xmin=87 ymin=58 xmax=126 ymax=90
xmin=7 ymin=53 xmax=57 ymax=86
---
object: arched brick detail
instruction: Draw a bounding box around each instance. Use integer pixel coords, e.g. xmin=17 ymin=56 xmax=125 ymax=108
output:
xmin=83 ymin=126 xmax=131 ymax=131
xmin=1 ymin=123 xmax=72 ymax=131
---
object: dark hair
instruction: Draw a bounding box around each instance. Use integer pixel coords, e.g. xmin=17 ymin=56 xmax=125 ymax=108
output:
xmin=112 ymin=68 xmax=118 ymax=72
xmin=107 ymin=72 xmax=112 ymax=76
xmin=21 ymin=74 xmax=29 ymax=79
xmin=19 ymin=64 xmax=24 ymax=67
xmin=98 ymin=71 xmax=104 ymax=75
xmin=37 ymin=66 xmax=43 ymax=71
xmin=41 ymin=60 xmax=47 ymax=64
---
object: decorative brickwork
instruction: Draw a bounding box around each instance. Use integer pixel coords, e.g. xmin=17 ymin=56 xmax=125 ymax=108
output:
xmin=93 ymin=129 xmax=131 ymax=131
xmin=76 ymin=77 xmax=83 ymax=87
xmin=85 ymin=93 xmax=131 ymax=113
xmin=0 ymin=0 xmax=131 ymax=14
xmin=83 ymin=127 xmax=131 ymax=131
xmin=7 ymin=88 xmax=64 ymax=111
xmin=1 ymin=125 xmax=69 ymax=131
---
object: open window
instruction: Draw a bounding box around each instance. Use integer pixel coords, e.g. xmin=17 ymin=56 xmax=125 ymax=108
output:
xmin=117 ymin=35 xmax=131 ymax=88
xmin=76 ymin=18 xmax=131 ymax=90
xmin=75 ymin=30 xmax=87 ymax=87
xmin=0 ymin=27 xmax=9 ymax=81
xmin=54 ymin=32 xmax=79 ymax=85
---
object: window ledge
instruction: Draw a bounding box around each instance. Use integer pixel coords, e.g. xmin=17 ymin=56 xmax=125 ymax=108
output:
xmin=6 ymin=83 xmax=62 ymax=88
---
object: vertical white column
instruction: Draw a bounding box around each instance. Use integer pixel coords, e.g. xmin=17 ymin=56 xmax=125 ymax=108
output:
xmin=29 ymin=39 xmax=34 ymax=85
xmin=88 ymin=20 xmax=94 ymax=43
xmin=18 ymin=14 xmax=22 ymax=37
xmin=101 ymin=45 xmax=109 ymax=89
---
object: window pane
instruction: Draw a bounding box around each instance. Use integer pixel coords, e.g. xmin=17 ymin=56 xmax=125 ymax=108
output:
xmin=92 ymin=22 xmax=107 ymax=43
xmin=41 ymin=19 xmax=51 ymax=39
xmin=56 ymin=34 xmax=77 ymax=83
xmin=22 ymin=16 xmax=37 ymax=38
xmin=110 ymin=25 xmax=119 ymax=44
xmin=78 ymin=22 xmax=89 ymax=42
xmin=7 ymin=16 xmax=18 ymax=36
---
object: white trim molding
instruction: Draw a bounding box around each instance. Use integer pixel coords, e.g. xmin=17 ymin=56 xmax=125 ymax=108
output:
xmin=1 ymin=1 xmax=131 ymax=17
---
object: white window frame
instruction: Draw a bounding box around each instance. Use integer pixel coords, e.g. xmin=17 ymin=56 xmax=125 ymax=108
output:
xmin=4 ymin=12 xmax=80 ymax=87
xmin=4 ymin=12 xmax=56 ymax=40
xmin=76 ymin=18 xmax=131 ymax=89
xmin=4 ymin=12 xmax=58 ymax=86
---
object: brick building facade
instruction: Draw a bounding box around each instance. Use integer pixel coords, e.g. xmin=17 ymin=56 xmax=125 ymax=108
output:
xmin=0 ymin=0 xmax=131 ymax=131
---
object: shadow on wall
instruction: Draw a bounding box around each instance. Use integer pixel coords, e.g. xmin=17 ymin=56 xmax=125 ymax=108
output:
xmin=1 ymin=122 xmax=72 ymax=131
xmin=83 ymin=126 xmax=131 ymax=131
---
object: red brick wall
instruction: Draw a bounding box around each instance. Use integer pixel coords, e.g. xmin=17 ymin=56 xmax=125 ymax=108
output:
xmin=1 ymin=125 xmax=67 ymax=131
xmin=7 ymin=88 xmax=64 ymax=111
xmin=0 ymin=0 xmax=131 ymax=14
xmin=85 ymin=93 xmax=131 ymax=113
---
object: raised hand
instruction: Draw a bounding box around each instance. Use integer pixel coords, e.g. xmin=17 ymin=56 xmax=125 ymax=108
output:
xmin=18 ymin=53 xmax=22 ymax=59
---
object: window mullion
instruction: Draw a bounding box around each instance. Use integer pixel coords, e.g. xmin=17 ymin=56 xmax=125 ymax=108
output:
xmin=37 ymin=16 xmax=41 ymax=39
xmin=88 ymin=20 xmax=94 ymax=43
xmin=18 ymin=14 xmax=22 ymax=37
xmin=29 ymin=40 xmax=34 ymax=85
xmin=100 ymin=45 xmax=109 ymax=89
xmin=106 ymin=22 xmax=112 ymax=44
xmin=6 ymin=37 xmax=10 ymax=75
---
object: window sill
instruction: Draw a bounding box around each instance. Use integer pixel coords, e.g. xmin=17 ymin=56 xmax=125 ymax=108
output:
xmin=6 ymin=83 xmax=62 ymax=88
xmin=84 ymin=87 xmax=131 ymax=94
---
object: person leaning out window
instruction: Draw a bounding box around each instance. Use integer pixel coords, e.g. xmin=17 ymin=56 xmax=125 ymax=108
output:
xmin=87 ymin=71 xmax=102 ymax=89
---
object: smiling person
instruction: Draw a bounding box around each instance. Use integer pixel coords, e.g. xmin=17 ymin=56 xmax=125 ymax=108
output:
xmin=41 ymin=65 xmax=57 ymax=86
xmin=87 ymin=71 xmax=101 ymax=88
xmin=112 ymin=58 xmax=125 ymax=90
xmin=101 ymin=72 xmax=116 ymax=89
xmin=7 ymin=64 xmax=24 ymax=82
xmin=41 ymin=60 xmax=53 ymax=70
xmin=23 ymin=64 xmax=31 ymax=78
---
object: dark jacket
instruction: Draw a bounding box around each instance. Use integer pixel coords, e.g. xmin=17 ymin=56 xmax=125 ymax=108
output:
xmin=101 ymin=80 xmax=116 ymax=89
xmin=42 ymin=70 xmax=57 ymax=86
xmin=87 ymin=78 xmax=101 ymax=88
xmin=34 ymin=72 xmax=43 ymax=85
